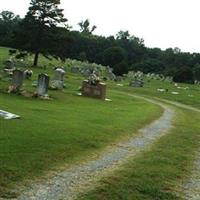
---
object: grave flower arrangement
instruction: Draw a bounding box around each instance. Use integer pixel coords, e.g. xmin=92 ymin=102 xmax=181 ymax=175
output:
xmin=87 ymin=73 xmax=100 ymax=85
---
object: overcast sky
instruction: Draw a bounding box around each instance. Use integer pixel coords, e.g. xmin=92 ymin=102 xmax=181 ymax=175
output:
xmin=1 ymin=0 xmax=200 ymax=53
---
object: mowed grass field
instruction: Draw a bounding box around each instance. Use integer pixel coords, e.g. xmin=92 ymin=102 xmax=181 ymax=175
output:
xmin=0 ymin=47 xmax=162 ymax=198
xmin=74 ymin=67 xmax=200 ymax=199
xmin=77 ymin=108 xmax=200 ymax=200
xmin=1 ymin=46 xmax=200 ymax=199
xmin=110 ymin=77 xmax=200 ymax=109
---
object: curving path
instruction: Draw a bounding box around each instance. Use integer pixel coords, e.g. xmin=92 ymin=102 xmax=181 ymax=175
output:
xmin=17 ymin=95 xmax=175 ymax=200
xmin=131 ymin=94 xmax=200 ymax=200
xmin=182 ymin=152 xmax=200 ymax=200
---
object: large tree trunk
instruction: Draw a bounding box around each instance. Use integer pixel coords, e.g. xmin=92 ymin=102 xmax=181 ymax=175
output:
xmin=33 ymin=52 xmax=39 ymax=66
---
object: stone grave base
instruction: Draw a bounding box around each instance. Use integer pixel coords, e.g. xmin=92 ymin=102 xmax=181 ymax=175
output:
xmin=7 ymin=85 xmax=23 ymax=94
xmin=32 ymin=92 xmax=50 ymax=100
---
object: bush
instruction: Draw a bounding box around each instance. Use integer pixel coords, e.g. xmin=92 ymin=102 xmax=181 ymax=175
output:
xmin=173 ymin=67 xmax=194 ymax=84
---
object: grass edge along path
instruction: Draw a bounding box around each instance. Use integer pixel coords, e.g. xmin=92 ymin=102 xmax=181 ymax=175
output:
xmin=76 ymin=103 xmax=200 ymax=200
xmin=0 ymin=91 xmax=162 ymax=198
xmin=17 ymin=95 xmax=174 ymax=200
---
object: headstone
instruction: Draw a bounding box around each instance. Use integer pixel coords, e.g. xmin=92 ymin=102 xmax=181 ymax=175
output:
xmin=82 ymin=80 xmax=106 ymax=100
xmin=51 ymin=68 xmax=65 ymax=89
xmin=81 ymin=68 xmax=92 ymax=77
xmin=115 ymin=76 xmax=123 ymax=82
xmin=4 ymin=59 xmax=15 ymax=69
xmin=129 ymin=79 xmax=144 ymax=87
xmin=37 ymin=74 xmax=49 ymax=96
xmin=71 ymin=67 xmax=80 ymax=73
xmin=54 ymin=68 xmax=65 ymax=81
xmin=0 ymin=110 xmax=20 ymax=119
xmin=8 ymin=69 xmax=24 ymax=93
xmin=108 ymin=72 xmax=116 ymax=80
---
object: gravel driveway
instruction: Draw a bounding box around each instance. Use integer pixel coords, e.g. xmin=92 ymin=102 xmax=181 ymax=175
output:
xmin=16 ymin=95 xmax=175 ymax=200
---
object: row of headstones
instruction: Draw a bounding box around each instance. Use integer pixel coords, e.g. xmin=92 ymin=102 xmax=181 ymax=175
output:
xmin=70 ymin=65 xmax=126 ymax=83
xmin=9 ymin=68 xmax=65 ymax=97
xmin=71 ymin=65 xmax=120 ymax=82
xmin=127 ymin=71 xmax=173 ymax=83
xmin=70 ymin=66 xmax=101 ymax=77
xmin=10 ymin=69 xmax=108 ymax=100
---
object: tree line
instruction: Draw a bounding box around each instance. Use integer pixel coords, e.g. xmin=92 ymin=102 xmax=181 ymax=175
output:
xmin=1 ymin=0 xmax=200 ymax=83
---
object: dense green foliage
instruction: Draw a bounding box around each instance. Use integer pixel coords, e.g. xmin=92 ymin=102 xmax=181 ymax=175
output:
xmin=0 ymin=11 xmax=21 ymax=46
xmin=12 ymin=0 xmax=67 ymax=66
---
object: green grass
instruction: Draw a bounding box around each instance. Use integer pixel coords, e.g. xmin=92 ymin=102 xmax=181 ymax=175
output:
xmin=110 ymin=78 xmax=200 ymax=109
xmin=0 ymin=47 xmax=162 ymax=198
xmin=1 ymin=46 xmax=200 ymax=199
xmin=77 ymin=108 xmax=200 ymax=200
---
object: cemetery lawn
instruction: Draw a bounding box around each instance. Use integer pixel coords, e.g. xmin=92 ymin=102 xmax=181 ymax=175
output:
xmin=0 ymin=80 xmax=162 ymax=197
xmin=110 ymin=78 xmax=200 ymax=109
xmin=76 ymin=107 xmax=200 ymax=200
xmin=1 ymin=46 xmax=200 ymax=199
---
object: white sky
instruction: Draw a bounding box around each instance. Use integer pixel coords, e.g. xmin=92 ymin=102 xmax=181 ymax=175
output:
xmin=1 ymin=0 xmax=200 ymax=53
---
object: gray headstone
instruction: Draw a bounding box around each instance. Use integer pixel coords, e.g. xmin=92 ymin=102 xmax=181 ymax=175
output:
xmin=129 ymin=80 xmax=144 ymax=87
xmin=12 ymin=69 xmax=24 ymax=90
xmin=37 ymin=74 xmax=49 ymax=96
xmin=115 ymin=76 xmax=123 ymax=82
xmin=71 ymin=67 xmax=80 ymax=73
xmin=108 ymin=72 xmax=116 ymax=80
xmin=4 ymin=59 xmax=14 ymax=69
xmin=51 ymin=68 xmax=65 ymax=89
xmin=54 ymin=68 xmax=65 ymax=81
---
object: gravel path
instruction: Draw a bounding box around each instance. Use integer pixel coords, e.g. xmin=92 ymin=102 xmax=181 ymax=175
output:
xmin=182 ymin=153 xmax=200 ymax=200
xmin=16 ymin=96 xmax=174 ymax=200
xmin=153 ymin=97 xmax=200 ymax=113
xmin=149 ymin=96 xmax=200 ymax=200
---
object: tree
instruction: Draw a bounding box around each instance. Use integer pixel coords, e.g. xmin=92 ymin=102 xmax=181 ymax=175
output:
xmin=102 ymin=46 xmax=126 ymax=67
xmin=116 ymin=30 xmax=130 ymax=40
xmin=173 ymin=67 xmax=194 ymax=84
xmin=78 ymin=19 xmax=97 ymax=35
xmin=132 ymin=59 xmax=164 ymax=73
xmin=193 ymin=64 xmax=200 ymax=81
xmin=14 ymin=0 xmax=67 ymax=66
xmin=0 ymin=11 xmax=20 ymax=22
xmin=114 ymin=61 xmax=129 ymax=75
xmin=0 ymin=11 xmax=21 ymax=47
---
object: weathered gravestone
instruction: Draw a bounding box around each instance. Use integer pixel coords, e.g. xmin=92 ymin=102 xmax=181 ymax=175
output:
xmin=129 ymin=79 xmax=144 ymax=87
xmin=115 ymin=76 xmax=123 ymax=82
xmin=82 ymin=80 xmax=106 ymax=100
xmin=8 ymin=69 xmax=24 ymax=93
xmin=51 ymin=68 xmax=65 ymax=89
xmin=108 ymin=72 xmax=116 ymax=80
xmin=71 ymin=67 xmax=80 ymax=73
xmin=4 ymin=59 xmax=15 ymax=69
xmin=4 ymin=60 xmax=15 ymax=76
xmin=0 ymin=109 xmax=20 ymax=119
xmin=81 ymin=68 xmax=92 ymax=77
xmin=37 ymin=74 xmax=49 ymax=97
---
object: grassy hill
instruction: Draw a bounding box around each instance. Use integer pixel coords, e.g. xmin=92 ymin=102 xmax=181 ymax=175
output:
xmin=0 ymin=47 xmax=162 ymax=198
xmin=1 ymin=46 xmax=200 ymax=199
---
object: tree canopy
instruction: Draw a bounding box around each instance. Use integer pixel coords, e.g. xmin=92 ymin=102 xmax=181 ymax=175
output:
xmin=13 ymin=0 xmax=67 ymax=66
